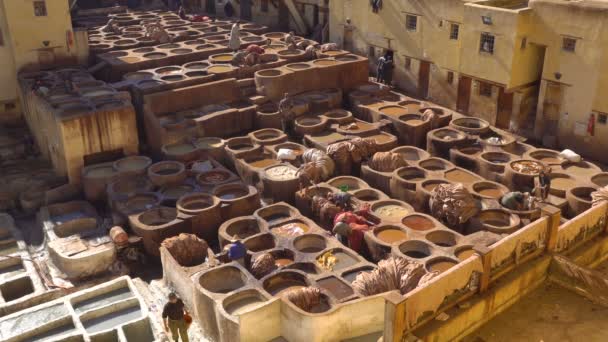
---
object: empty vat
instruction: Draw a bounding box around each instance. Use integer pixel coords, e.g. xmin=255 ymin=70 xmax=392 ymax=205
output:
xmin=199 ymin=266 xmax=247 ymax=294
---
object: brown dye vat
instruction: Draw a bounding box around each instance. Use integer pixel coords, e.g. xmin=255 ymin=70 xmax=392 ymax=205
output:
xmin=313 ymin=59 xmax=337 ymax=66
xmin=399 ymin=240 xmax=432 ymax=259
xmin=445 ymin=169 xmax=479 ymax=184
xmin=271 ymin=222 xmax=309 ymax=238
xmin=552 ymin=177 xmax=576 ymax=191
xmin=126 ymin=194 xmax=159 ymax=212
xmin=373 ymin=204 xmax=410 ymax=220
xmin=479 ymin=188 xmax=503 ymax=198
xmin=563 ymin=163 xmax=598 ymax=177
xmin=317 ymin=277 xmax=354 ymax=300
xmin=511 ymin=160 xmax=544 ymax=175
xmin=224 ymin=297 xmax=265 ymax=316
xmin=218 ymin=188 xmax=248 ymax=200
xmin=195 ymin=138 xmax=222 ymax=149
xmin=376 ymin=228 xmax=407 ymax=244
xmin=262 ymin=212 xmax=290 ymax=224
xmin=312 ymin=132 xmax=347 ymax=143
xmin=230 ymin=143 xmax=254 ymax=151
xmin=456 ymin=248 xmax=476 ymax=261
xmin=244 ymin=234 xmax=275 ymax=252
xmin=199 ymin=170 xmax=229 ymax=184
xmin=427 ymin=259 xmax=458 ymax=274
xmin=248 ymin=158 xmax=279 ymax=168
xmin=339 ymin=121 xmax=374 ymax=132
xmin=402 ymin=215 xmax=435 ymax=231
xmin=120 ymin=56 xmax=141 ymax=63
xmin=275 ymin=258 xmax=294 ymax=267
xmin=380 ymin=106 xmax=408 ymax=116
xmin=371 ymin=134 xmax=394 ymax=144
xmin=423 ymin=181 xmax=448 ymax=192
xmin=211 ymin=54 xmax=233 ymax=62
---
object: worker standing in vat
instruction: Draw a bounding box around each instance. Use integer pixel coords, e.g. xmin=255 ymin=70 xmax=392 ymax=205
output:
xmin=163 ymin=293 xmax=190 ymax=342
xmin=279 ymin=93 xmax=296 ymax=137
xmin=229 ymin=22 xmax=241 ymax=52
xmin=376 ymin=55 xmax=386 ymax=83
xmin=536 ymin=169 xmax=551 ymax=201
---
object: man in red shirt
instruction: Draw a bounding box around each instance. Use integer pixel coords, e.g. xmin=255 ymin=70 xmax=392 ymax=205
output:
xmin=332 ymin=204 xmax=373 ymax=253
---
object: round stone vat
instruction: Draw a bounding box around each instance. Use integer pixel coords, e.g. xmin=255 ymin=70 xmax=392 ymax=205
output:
xmin=222 ymin=289 xmax=267 ymax=316
xmin=113 ymin=156 xmax=151 ymax=176
xmin=256 ymin=204 xmax=297 ymax=224
xmin=373 ymin=225 xmax=408 ymax=245
xmin=323 ymin=109 xmax=353 ymax=124
xmin=567 ymin=186 xmax=596 ymax=216
xmin=147 ymin=161 xmax=187 ymax=187
xmin=353 ymin=188 xmax=383 ymax=202
xmin=427 ymin=128 xmax=467 ymax=159
xmin=471 ymin=181 xmax=509 ymax=200
xmin=244 ymin=233 xmax=276 ymax=252
xmin=263 ymin=271 xmax=309 ymax=296
xmin=449 ymin=117 xmax=490 ymax=135
xmin=293 ymin=234 xmax=327 ymax=254
xmin=426 ymin=257 xmax=459 ymax=274
xmin=379 ymin=105 xmax=409 ymax=117
xmin=184 ymin=61 xmax=210 ymax=70
xmin=123 ymin=193 xmax=162 ymax=214
xmin=592 ymin=172 xmax=608 ymax=188
xmin=476 ymin=209 xmax=521 ymax=234
xmin=425 ymin=230 xmax=458 ymax=248
xmin=327 ymin=176 xmax=367 ymax=191
xmin=270 ymin=220 xmax=311 ymax=238
xmin=124 ymin=71 xmax=154 ymax=80
xmin=214 ymin=183 xmax=251 ymax=201
xmin=197 ymin=169 xmax=232 ymax=186
xmin=221 ymin=217 xmax=262 ymax=245
xmin=250 ymin=128 xmax=286 ymax=146
xmin=419 ymin=158 xmax=452 ymax=172
xmin=209 ymin=53 xmax=234 ymax=63
xmin=506 ymin=159 xmax=546 ymax=191
xmin=399 ymin=240 xmax=433 ymax=259
xmin=108 ymin=178 xmax=155 ymax=202
xmin=402 ymin=214 xmax=436 ymax=231
xmin=526 ymin=149 xmax=562 ymax=165
xmin=455 ymin=246 xmax=476 ymax=261
xmin=199 ymin=266 xmax=247 ymax=294
xmin=176 ymin=193 xmax=218 ymax=215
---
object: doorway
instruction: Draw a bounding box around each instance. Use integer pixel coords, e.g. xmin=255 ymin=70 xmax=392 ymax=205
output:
xmin=418 ymin=61 xmax=431 ymax=99
xmin=496 ymin=87 xmax=514 ymax=129
xmin=457 ymin=76 xmax=472 ymax=113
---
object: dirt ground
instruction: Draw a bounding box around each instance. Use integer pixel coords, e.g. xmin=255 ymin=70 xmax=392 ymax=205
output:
xmin=463 ymin=283 xmax=608 ymax=342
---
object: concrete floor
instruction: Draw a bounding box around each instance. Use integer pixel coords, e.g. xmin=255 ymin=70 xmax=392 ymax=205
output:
xmin=463 ymin=283 xmax=608 ymax=342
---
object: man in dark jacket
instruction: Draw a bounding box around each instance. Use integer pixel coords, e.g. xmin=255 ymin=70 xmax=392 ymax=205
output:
xmin=163 ymin=293 xmax=189 ymax=342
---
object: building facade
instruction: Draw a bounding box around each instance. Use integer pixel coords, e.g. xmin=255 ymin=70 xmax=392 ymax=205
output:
xmin=0 ymin=0 xmax=77 ymax=122
xmin=329 ymin=0 xmax=608 ymax=163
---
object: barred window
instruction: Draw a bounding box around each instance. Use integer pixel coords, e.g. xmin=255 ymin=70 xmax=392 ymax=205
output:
xmin=406 ymin=15 xmax=418 ymax=32
xmin=449 ymin=23 xmax=459 ymax=40
xmin=480 ymin=32 xmax=495 ymax=54
xmin=261 ymin=0 xmax=269 ymax=12
xmin=562 ymin=37 xmax=577 ymax=52
xmin=34 ymin=1 xmax=47 ymax=17
xmin=405 ymin=57 xmax=411 ymax=70
xmin=447 ymin=71 xmax=454 ymax=84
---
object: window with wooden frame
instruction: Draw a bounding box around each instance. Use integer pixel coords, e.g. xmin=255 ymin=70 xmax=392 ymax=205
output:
xmin=449 ymin=23 xmax=459 ymax=40
xmin=405 ymin=57 xmax=412 ymax=70
xmin=598 ymin=112 xmax=607 ymax=125
xmin=368 ymin=46 xmax=375 ymax=58
xmin=261 ymin=0 xmax=269 ymax=12
xmin=479 ymin=81 xmax=492 ymax=97
xmin=406 ymin=15 xmax=418 ymax=32
xmin=447 ymin=71 xmax=454 ymax=85
xmin=562 ymin=37 xmax=577 ymax=52
xmin=34 ymin=1 xmax=47 ymax=17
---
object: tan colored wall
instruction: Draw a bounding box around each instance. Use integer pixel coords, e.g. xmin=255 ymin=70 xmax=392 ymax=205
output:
xmin=0 ymin=5 xmax=17 ymax=103
xmin=528 ymin=0 xmax=608 ymax=160
xmin=468 ymin=80 xmax=500 ymax=124
xmin=429 ymin=68 xmax=459 ymax=109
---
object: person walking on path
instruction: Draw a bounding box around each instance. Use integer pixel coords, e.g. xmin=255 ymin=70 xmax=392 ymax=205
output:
xmin=376 ymin=55 xmax=386 ymax=83
xmin=163 ymin=293 xmax=190 ymax=342
xmin=279 ymin=93 xmax=296 ymax=137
